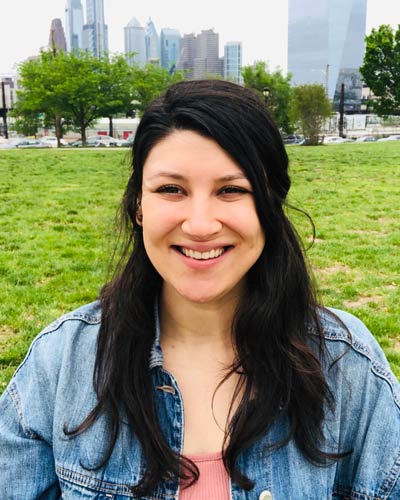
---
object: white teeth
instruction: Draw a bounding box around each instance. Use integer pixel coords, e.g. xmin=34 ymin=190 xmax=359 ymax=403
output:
xmin=180 ymin=247 xmax=225 ymax=260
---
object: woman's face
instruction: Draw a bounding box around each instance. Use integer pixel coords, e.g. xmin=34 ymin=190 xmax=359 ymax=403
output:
xmin=140 ymin=130 xmax=265 ymax=306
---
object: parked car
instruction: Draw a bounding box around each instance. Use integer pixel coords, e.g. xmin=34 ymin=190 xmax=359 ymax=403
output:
xmin=114 ymin=138 xmax=132 ymax=147
xmin=377 ymin=135 xmax=400 ymax=142
xmin=89 ymin=135 xmax=119 ymax=146
xmin=39 ymin=136 xmax=68 ymax=147
xmin=0 ymin=138 xmax=30 ymax=148
xmin=323 ymin=136 xmax=353 ymax=144
xmin=282 ymin=134 xmax=304 ymax=145
xmin=68 ymin=138 xmax=104 ymax=147
xmin=355 ymin=135 xmax=377 ymax=142
xmin=16 ymin=139 xmax=52 ymax=148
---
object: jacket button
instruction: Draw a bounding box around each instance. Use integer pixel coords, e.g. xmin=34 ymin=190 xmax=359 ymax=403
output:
xmin=259 ymin=491 xmax=273 ymax=500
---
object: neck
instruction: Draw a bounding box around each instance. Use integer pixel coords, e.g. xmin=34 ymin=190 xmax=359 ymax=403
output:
xmin=160 ymin=286 xmax=240 ymax=348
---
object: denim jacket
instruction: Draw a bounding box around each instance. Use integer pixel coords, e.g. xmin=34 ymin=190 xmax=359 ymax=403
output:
xmin=0 ymin=301 xmax=399 ymax=500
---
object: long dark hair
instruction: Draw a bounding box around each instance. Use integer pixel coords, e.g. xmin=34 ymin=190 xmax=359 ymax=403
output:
xmin=66 ymin=80 xmax=347 ymax=495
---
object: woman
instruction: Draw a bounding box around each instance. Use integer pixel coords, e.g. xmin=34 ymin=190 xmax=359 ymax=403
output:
xmin=0 ymin=80 xmax=399 ymax=499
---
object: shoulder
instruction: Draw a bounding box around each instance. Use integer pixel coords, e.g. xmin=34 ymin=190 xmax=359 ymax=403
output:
xmin=8 ymin=301 xmax=102 ymax=403
xmin=15 ymin=301 xmax=101 ymax=373
xmin=313 ymin=307 xmax=400 ymax=409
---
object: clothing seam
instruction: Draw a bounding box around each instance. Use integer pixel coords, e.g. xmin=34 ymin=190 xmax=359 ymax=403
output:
xmin=12 ymin=314 xmax=101 ymax=380
xmin=309 ymin=329 xmax=400 ymax=410
xmin=6 ymin=382 xmax=38 ymax=439
xmin=57 ymin=464 xmax=178 ymax=498
xmin=333 ymin=485 xmax=389 ymax=499
xmin=378 ymin=447 xmax=400 ymax=498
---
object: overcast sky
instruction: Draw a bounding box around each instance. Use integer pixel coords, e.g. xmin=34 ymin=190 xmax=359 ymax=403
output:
xmin=1 ymin=0 xmax=399 ymax=75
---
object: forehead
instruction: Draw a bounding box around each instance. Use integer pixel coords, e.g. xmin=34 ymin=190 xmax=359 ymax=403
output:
xmin=143 ymin=130 xmax=246 ymax=179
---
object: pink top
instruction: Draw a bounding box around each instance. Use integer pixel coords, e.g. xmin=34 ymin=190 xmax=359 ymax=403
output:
xmin=179 ymin=451 xmax=230 ymax=500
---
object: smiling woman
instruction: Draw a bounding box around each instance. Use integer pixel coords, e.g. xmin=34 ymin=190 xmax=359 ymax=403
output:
xmin=0 ymin=80 xmax=399 ymax=500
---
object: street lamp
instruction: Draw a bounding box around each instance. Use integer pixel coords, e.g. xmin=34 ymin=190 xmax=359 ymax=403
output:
xmin=262 ymin=87 xmax=270 ymax=102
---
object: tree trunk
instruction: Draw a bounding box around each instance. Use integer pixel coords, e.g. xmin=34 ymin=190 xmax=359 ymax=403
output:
xmin=55 ymin=114 xmax=62 ymax=147
xmin=81 ymin=126 xmax=86 ymax=145
xmin=108 ymin=116 xmax=113 ymax=137
xmin=338 ymin=84 xmax=345 ymax=138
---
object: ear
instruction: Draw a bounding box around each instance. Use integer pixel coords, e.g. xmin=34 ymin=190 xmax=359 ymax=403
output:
xmin=136 ymin=201 xmax=143 ymax=225
xmin=135 ymin=197 xmax=142 ymax=225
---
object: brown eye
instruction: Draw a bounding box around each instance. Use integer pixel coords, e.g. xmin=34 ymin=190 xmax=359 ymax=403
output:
xmin=219 ymin=186 xmax=250 ymax=195
xmin=156 ymin=184 xmax=184 ymax=194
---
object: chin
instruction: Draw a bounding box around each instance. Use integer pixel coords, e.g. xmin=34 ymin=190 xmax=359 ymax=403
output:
xmin=175 ymin=282 xmax=241 ymax=306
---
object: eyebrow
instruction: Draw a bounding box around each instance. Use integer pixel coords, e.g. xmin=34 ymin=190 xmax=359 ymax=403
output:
xmin=147 ymin=171 xmax=248 ymax=182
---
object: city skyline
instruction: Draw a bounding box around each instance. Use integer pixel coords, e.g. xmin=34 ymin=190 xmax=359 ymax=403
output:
xmin=1 ymin=0 xmax=399 ymax=75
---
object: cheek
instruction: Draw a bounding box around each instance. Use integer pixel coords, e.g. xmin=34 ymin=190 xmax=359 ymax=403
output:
xmin=142 ymin=202 xmax=180 ymax=240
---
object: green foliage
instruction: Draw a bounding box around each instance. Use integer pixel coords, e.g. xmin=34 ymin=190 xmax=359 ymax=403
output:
xmin=96 ymin=54 xmax=135 ymax=132
xmin=360 ymin=24 xmax=400 ymax=116
xmin=242 ymin=61 xmax=294 ymax=133
xmin=0 ymin=145 xmax=399 ymax=390
xmin=11 ymin=112 xmax=42 ymax=137
xmin=14 ymin=52 xmax=186 ymax=140
xmin=130 ymin=63 xmax=185 ymax=116
xmin=15 ymin=50 xmax=108 ymax=142
xmin=291 ymin=84 xmax=332 ymax=145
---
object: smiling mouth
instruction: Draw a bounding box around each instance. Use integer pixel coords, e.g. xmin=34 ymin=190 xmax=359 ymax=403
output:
xmin=174 ymin=246 xmax=231 ymax=260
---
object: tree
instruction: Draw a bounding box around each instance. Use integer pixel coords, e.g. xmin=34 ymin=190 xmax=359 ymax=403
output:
xmin=13 ymin=53 xmax=65 ymax=144
xmin=360 ymin=24 xmax=400 ymax=116
xmin=96 ymin=54 xmax=135 ymax=137
xmin=14 ymin=52 xmax=185 ymax=144
xmin=130 ymin=64 xmax=185 ymax=116
xmin=242 ymin=61 xmax=293 ymax=133
xmin=291 ymin=84 xmax=332 ymax=145
xmin=15 ymin=51 xmax=108 ymax=144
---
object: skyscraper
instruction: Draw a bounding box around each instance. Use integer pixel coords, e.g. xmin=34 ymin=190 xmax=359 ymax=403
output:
xmin=82 ymin=0 xmax=109 ymax=57
xmin=124 ymin=18 xmax=147 ymax=66
xmin=145 ymin=18 xmax=160 ymax=63
xmin=288 ymin=0 xmax=367 ymax=111
xmin=49 ymin=19 xmax=67 ymax=53
xmin=224 ymin=42 xmax=242 ymax=83
xmin=160 ymin=29 xmax=180 ymax=71
xmin=178 ymin=33 xmax=197 ymax=78
xmin=193 ymin=29 xmax=221 ymax=79
xmin=65 ymin=0 xmax=84 ymax=52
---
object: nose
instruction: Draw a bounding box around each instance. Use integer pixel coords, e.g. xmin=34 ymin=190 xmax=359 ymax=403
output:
xmin=181 ymin=198 xmax=222 ymax=239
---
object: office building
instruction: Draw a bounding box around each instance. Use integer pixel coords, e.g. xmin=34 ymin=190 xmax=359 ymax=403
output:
xmin=178 ymin=33 xmax=197 ymax=78
xmin=145 ymin=18 xmax=160 ymax=63
xmin=178 ymin=29 xmax=223 ymax=79
xmin=82 ymin=0 xmax=109 ymax=57
xmin=224 ymin=42 xmax=242 ymax=83
xmin=193 ymin=29 xmax=221 ymax=79
xmin=124 ymin=18 xmax=147 ymax=66
xmin=49 ymin=19 xmax=67 ymax=53
xmin=288 ymin=0 xmax=367 ymax=111
xmin=160 ymin=28 xmax=180 ymax=71
xmin=65 ymin=0 xmax=84 ymax=52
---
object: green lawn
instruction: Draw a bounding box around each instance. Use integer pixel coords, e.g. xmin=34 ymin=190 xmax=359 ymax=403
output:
xmin=0 ymin=144 xmax=399 ymax=392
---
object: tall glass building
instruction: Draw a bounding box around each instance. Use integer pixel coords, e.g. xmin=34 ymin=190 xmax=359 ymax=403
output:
xmin=224 ymin=42 xmax=242 ymax=83
xmin=65 ymin=0 xmax=84 ymax=52
xmin=124 ymin=18 xmax=147 ymax=67
xmin=49 ymin=19 xmax=67 ymax=53
xmin=82 ymin=0 xmax=109 ymax=57
xmin=145 ymin=18 xmax=160 ymax=63
xmin=160 ymin=29 xmax=180 ymax=71
xmin=288 ymin=0 xmax=367 ymax=111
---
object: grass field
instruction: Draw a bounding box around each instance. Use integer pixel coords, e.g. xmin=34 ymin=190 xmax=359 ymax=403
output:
xmin=0 ymin=143 xmax=399 ymax=392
